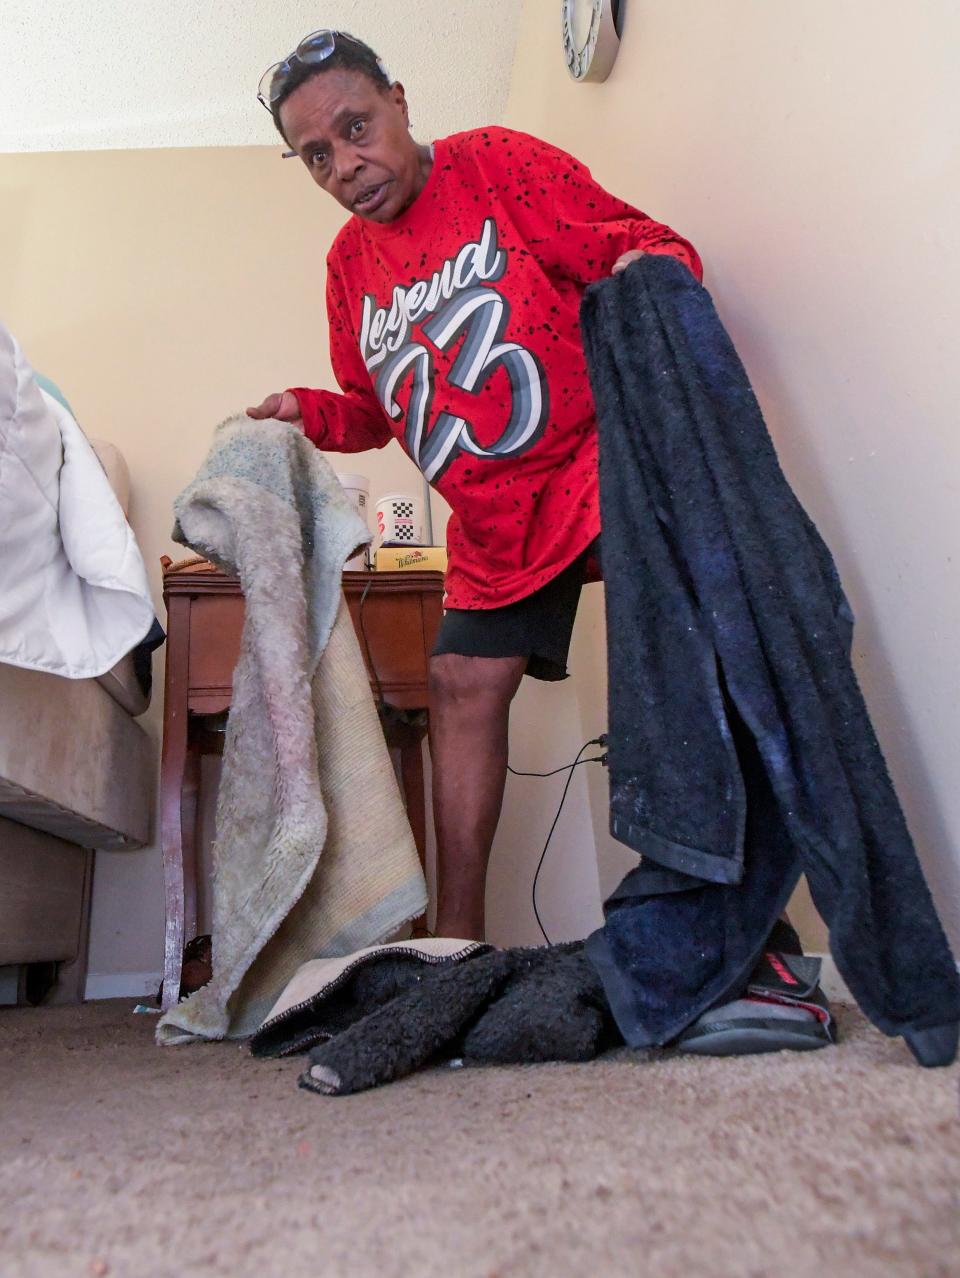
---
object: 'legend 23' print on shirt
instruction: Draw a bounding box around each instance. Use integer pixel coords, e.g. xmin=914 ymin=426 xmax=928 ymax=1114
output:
xmin=359 ymin=218 xmax=550 ymax=481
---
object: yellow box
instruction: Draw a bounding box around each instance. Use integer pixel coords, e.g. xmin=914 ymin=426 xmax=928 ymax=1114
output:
xmin=374 ymin=546 xmax=448 ymax=573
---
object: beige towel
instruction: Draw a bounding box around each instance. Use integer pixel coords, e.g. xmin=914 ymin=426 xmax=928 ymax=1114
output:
xmin=157 ymin=418 xmax=426 ymax=1043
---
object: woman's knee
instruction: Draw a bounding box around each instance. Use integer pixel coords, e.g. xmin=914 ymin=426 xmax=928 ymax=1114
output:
xmin=429 ymin=653 xmax=526 ymax=711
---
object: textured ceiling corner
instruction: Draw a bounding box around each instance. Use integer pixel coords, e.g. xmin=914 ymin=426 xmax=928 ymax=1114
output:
xmin=0 ymin=1 xmax=526 ymax=153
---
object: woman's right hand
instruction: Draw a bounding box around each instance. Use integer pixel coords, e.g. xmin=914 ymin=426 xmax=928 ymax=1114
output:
xmin=246 ymin=391 xmax=303 ymax=430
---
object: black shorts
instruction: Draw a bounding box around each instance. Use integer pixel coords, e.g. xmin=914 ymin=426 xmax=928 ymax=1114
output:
xmin=431 ymin=542 xmax=597 ymax=682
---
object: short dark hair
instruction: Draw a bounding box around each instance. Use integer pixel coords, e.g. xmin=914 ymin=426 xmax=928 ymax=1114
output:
xmin=270 ymin=32 xmax=391 ymax=143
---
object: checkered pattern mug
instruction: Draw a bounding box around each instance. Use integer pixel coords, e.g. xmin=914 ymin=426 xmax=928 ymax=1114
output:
xmin=375 ymin=492 xmax=427 ymax=547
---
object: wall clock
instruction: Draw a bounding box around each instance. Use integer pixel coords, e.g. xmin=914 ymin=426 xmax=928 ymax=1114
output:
xmin=561 ymin=0 xmax=623 ymax=82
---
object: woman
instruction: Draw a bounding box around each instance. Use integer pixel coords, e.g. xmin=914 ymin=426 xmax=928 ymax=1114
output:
xmin=248 ymin=28 xmax=700 ymax=941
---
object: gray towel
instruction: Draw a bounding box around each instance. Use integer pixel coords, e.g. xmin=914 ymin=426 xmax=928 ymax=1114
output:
xmin=158 ymin=417 xmax=426 ymax=1043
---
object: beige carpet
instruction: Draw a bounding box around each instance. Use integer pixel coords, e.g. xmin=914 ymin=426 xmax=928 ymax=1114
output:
xmin=1 ymin=999 xmax=958 ymax=1278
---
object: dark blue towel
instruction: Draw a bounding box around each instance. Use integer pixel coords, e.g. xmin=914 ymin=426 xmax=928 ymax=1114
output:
xmin=580 ymin=254 xmax=960 ymax=1067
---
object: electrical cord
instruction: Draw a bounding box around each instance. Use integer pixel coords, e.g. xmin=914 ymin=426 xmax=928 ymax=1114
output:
xmin=357 ymin=576 xmax=386 ymax=709
xmin=508 ymin=758 xmax=605 ymax=777
xmin=358 ymin=594 xmax=606 ymax=946
xmin=524 ymin=736 xmax=607 ymax=945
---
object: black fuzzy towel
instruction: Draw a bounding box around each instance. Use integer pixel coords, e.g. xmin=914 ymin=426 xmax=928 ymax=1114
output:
xmin=580 ymin=254 xmax=959 ymax=1067
xmin=251 ymin=941 xmax=618 ymax=1095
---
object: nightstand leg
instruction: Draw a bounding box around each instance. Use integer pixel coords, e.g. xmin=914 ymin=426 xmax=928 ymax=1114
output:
xmin=159 ymin=720 xmax=188 ymax=1011
xmin=180 ymin=744 xmax=201 ymax=948
xmin=159 ymin=595 xmax=191 ymax=1012
xmin=399 ymin=726 xmax=429 ymax=932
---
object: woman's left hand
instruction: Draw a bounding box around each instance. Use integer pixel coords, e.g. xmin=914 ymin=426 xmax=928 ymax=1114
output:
xmin=612 ymin=249 xmax=646 ymax=275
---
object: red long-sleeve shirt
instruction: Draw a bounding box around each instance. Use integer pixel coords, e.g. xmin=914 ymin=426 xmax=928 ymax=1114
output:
xmin=292 ymin=126 xmax=701 ymax=608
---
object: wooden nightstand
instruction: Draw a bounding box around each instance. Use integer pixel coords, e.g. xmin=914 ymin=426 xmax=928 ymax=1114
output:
xmin=159 ymin=559 xmax=444 ymax=1011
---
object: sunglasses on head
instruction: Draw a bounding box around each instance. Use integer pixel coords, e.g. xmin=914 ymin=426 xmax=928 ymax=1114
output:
xmin=257 ymin=29 xmax=378 ymax=112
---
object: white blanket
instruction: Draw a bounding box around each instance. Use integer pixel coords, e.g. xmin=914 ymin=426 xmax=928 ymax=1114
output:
xmin=0 ymin=320 xmax=154 ymax=678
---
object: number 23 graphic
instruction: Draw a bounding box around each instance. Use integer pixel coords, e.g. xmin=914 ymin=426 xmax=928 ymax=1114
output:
xmin=374 ymin=285 xmax=550 ymax=482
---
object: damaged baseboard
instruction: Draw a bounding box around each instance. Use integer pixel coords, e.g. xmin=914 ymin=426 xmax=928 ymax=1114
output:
xmin=1 ymin=967 xmax=161 ymax=1004
xmin=814 ymin=955 xmax=960 ymax=1006
xmin=84 ymin=970 xmax=162 ymax=1001
xmin=9 ymin=957 xmax=960 ymax=1012
xmin=71 ymin=958 xmax=856 ymax=1008
xmin=812 ymin=953 xmax=853 ymax=1004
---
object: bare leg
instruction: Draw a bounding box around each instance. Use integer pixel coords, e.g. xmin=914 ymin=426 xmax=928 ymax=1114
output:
xmin=429 ymin=653 xmax=526 ymax=940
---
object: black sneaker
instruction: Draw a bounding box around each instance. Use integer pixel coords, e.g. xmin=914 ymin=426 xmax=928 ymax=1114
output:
xmin=676 ymin=950 xmax=836 ymax=1056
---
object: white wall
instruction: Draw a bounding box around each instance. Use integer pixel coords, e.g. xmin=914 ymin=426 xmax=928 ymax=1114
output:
xmin=0 ymin=1 xmax=521 ymax=151
xmin=506 ymin=0 xmax=960 ymax=950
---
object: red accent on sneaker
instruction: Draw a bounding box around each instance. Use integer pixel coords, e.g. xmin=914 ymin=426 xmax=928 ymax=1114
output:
xmin=765 ymin=951 xmax=800 ymax=986
xmin=745 ymin=993 xmax=830 ymax=1026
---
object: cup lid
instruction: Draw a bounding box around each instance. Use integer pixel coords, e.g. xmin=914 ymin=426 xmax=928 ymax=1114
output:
xmin=375 ymin=492 xmax=420 ymax=505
